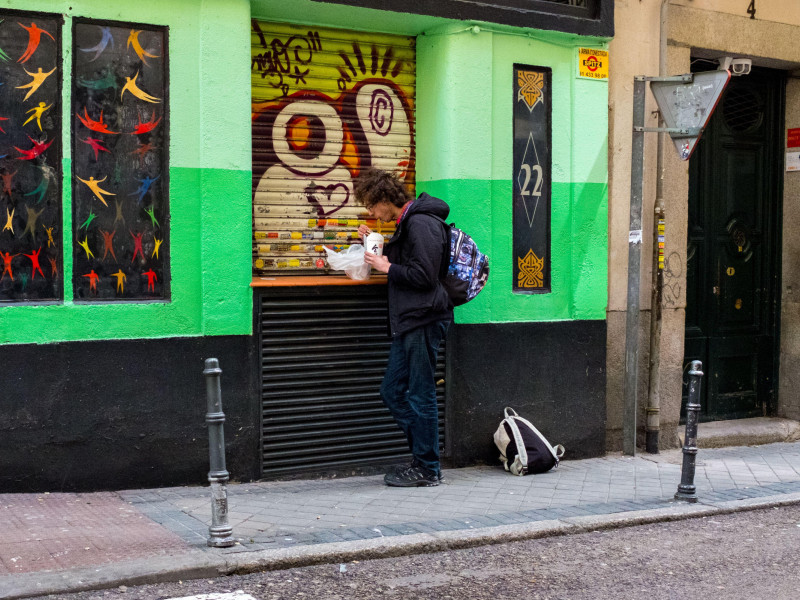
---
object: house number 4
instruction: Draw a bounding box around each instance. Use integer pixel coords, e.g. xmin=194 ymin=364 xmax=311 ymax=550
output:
xmin=747 ymin=0 xmax=756 ymax=19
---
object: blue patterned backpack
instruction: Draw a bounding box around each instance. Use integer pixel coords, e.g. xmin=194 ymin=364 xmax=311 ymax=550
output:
xmin=435 ymin=218 xmax=490 ymax=306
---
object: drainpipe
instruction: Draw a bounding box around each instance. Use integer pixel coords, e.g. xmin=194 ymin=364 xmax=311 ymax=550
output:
xmin=647 ymin=199 xmax=664 ymax=453
xmin=645 ymin=0 xmax=670 ymax=453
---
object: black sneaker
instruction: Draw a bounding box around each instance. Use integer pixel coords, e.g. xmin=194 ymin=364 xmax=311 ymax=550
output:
xmin=389 ymin=459 xmax=445 ymax=483
xmin=384 ymin=464 xmax=439 ymax=487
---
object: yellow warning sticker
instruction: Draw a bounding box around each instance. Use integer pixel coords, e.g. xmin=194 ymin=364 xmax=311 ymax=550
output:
xmin=578 ymin=47 xmax=609 ymax=80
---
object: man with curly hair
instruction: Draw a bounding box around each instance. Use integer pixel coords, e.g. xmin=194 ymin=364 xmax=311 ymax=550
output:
xmin=355 ymin=168 xmax=453 ymax=487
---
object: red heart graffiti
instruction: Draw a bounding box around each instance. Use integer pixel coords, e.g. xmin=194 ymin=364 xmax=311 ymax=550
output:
xmin=304 ymin=182 xmax=350 ymax=217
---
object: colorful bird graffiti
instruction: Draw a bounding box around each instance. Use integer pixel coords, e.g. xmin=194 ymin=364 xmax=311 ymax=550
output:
xmin=0 ymin=20 xmax=10 ymax=63
xmin=23 ymin=101 xmax=52 ymax=130
xmin=24 ymin=247 xmax=44 ymax=279
xmin=130 ymin=110 xmax=161 ymax=135
xmin=22 ymin=205 xmax=44 ymax=241
xmin=76 ymin=107 xmax=119 ymax=134
xmin=100 ymin=229 xmax=117 ymax=261
xmin=17 ymin=22 xmax=55 ymax=63
xmin=77 ymin=70 xmax=118 ymax=91
xmin=13 ymin=136 xmax=53 ymax=160
xmin=77 ymin=236 xmax=94 ymax=259
xmin=76 ymin=175 xmax=115 ymax=206
xmin=81 ymin=137 xmax=111 ymax=161
xmin=25 ymin=165 xmax=56 ymax=203
xmin=17 ymin=66 xmax=56 ymax=101
xmin=0 ymin=250 xmax=19 ymax=281
xmin=120 ymin=71 xmax=160 ymax=103
xmin=127 ymin=30 xmax=159 ymax=65
xmin=71 ymin=22 xmax=168 ymax=298
xmin=110 ymin=268 xmax=126 ymax=293
xmin=0 ymin=14 xmax=64 ymax=304
xmin=1 ymin=170 xmax=17 ymax=197
xmin=83 ymin=269 xmax=99 ymax=293
xmin=80 ymin=26 xmax=113 ymax=62
xmin=3 ymin=207 xmax=14 ymax=233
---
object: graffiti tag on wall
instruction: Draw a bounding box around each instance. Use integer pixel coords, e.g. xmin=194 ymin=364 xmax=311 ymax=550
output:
xmin=0 ymin=11 xmax=62 ymax=302
xmin=72 ymin=20 xmax=168 ymax=300
xmin=251 ymin=21 xmax=415 ymax=272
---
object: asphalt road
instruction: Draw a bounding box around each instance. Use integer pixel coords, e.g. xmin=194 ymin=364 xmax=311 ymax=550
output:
xmin=31 ymin=504 xmax=800 ymax=600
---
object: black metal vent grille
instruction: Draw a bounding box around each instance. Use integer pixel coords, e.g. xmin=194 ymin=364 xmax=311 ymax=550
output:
xmin=259 ymin=286 xmax=446 ymax=476
xmin=722 ymin=86 xmax=764 ymax=133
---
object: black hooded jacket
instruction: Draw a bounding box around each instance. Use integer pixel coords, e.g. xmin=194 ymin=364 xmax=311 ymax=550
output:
xmin=384 ymin=192 xmax=453 ymax=337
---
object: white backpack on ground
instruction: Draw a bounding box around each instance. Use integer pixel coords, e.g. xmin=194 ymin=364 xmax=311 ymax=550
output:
xmin=493 ymin=407 xmax=565 ymax=476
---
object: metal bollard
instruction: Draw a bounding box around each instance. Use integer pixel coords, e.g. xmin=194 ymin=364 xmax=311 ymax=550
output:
xmin=204 ymin=358 xmax=235 ymax=547
xmin=675 ymin=360 xmax=703 ymax=503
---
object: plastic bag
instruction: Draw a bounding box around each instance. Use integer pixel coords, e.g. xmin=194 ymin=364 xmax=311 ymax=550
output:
xmin=324 ymin=245 xmax=371 ymax=280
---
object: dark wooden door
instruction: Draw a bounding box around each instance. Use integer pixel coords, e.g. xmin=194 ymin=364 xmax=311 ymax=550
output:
xmin=685 ymin=67 xmax=784 ymax=421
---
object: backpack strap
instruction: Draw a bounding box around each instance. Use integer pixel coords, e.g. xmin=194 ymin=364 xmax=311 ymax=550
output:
xmin=503 ymin=408 xmax=528 ymax=476
xmin=505 ymin=407 xmax=565 ymax=470
xmin=512 ymin=413 xmax=564 ymax=467
xmin=429 ymin=214 xmax=452 ymax=280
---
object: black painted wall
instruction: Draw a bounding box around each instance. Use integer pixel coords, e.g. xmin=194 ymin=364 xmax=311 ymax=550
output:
xmin=0 ymin=335 xmax=259 ymax=493
xmin=316 ymin=0 xmax=614 ymax=37
xmin=445 ymin=320 xmax=606 ymax=467
xmin=1 ymin=320 xmax=605 ymax=491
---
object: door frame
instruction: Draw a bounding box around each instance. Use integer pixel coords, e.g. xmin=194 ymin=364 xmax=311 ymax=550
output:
xmin=684 ymin=64 xmax=785 ymax=422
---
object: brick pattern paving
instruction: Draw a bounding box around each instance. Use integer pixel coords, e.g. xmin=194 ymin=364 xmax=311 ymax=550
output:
xmin=123 ymin=442 xmax=800 ymax=552
xmin=3 ymin=443 xmax=799 ymax=578
xmin=0 ymin=492 xmax=190 ymax=575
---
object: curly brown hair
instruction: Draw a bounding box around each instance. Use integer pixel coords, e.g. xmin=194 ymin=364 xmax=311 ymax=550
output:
xmin=354 ymin=168 xmax=411 ymax=209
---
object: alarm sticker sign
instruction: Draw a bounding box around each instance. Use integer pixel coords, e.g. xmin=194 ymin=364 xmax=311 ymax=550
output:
xmin=578 ymin=48 xmax=608 ymax=80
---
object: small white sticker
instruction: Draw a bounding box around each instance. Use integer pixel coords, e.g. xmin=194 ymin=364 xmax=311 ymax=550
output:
xmin=629 ymin=230 xmax=642 ymax=244
xmin=786 ymin=151 xmax=800 ymax=172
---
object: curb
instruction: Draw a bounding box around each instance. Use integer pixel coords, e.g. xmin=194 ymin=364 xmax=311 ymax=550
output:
xmin=5 ymin=491 xmax=800 ymax=600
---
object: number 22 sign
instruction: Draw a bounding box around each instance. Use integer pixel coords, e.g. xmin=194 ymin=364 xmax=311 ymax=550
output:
xmin=513 ymin=65 xmax=551 ymax=293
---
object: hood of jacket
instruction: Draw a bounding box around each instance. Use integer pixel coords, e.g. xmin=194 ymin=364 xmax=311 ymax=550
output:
xmin=403 ymin=192 xmax=450 ymax=223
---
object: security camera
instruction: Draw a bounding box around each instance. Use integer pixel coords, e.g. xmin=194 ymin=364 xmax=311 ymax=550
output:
xmin=718 ymin=57 xmax=752 ymax=76
xmin=730 ymin=58 xmax=752 ymax=76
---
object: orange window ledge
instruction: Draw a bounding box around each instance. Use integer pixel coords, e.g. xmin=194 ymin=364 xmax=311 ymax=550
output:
xmin=251 ymin=274 xmax=387 ymax=287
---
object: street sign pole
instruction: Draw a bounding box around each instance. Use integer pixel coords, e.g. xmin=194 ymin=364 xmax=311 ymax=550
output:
xmin=623 ymin=77 xmax=646 ymax=457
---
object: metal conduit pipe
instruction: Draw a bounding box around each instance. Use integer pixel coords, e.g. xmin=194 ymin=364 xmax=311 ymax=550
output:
xmin=645 ymin=0 xmax=671 ymax=453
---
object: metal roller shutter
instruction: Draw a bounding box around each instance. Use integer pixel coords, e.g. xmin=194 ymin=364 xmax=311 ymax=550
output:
xmin=251 ymin=21 xmax=416 ymax=274
xmin=259 ymin=286 xmax=446 ymax=476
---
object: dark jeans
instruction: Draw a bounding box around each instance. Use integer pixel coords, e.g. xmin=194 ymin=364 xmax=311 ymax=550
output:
xmin=380 ymin=320 xmax=449 ymax=474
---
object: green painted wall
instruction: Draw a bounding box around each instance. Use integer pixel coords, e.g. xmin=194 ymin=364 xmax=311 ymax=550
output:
xmin=0 ymin=0 xmax=253 ymax=344
xmin=252 ymin=0 xmax=609 ymax=325
xmin=2 ymin=0 xmax=608 ymax=344
xmin=416 ymin=23 xmax=609 ymax=324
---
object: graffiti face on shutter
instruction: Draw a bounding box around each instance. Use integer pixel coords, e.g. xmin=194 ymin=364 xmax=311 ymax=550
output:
xmin=251 ymin=21 xmax=415 ymax=273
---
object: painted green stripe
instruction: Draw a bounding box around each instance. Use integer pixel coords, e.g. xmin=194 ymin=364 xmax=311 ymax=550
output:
xmin=0 ymin=167 xmax=252 ymax=345
xmin=417 ymin=179 xmax=607 ymax=323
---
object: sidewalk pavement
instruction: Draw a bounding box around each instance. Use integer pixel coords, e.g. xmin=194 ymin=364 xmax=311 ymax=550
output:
xmin=5 ymin=442 xmax=800 ymax=599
